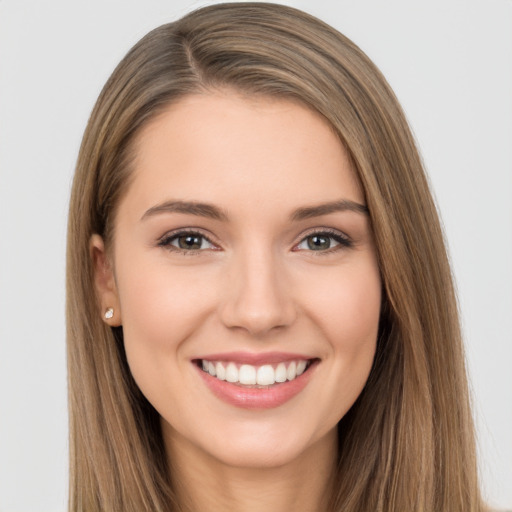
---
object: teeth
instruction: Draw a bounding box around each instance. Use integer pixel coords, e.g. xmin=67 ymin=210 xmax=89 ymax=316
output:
xmin=256 ymin=365 xmax=275 ymax=386
xmin=286 ymin=361 xmax=297 ymax=381
xmin=296 ymin=360 xmax=307 ymax=376
xmin=275 ymin=363 xmax=287 ymax=383
xmin=216 ymin=362 xmax=226 ymax=381
xmin=200 ymin=359 xmax=310 ymax=386
xmin=239 ymin=364 xmax=257 ymax=385
xmin=226 ymin=362 xmax=238 ymax=383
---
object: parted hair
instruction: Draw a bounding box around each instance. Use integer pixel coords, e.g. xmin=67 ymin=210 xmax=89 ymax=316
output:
xmin=66 ymin=3 xmax=486 ymax=511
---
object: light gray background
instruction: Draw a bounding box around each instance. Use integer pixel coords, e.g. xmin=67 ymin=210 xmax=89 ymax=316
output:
xmin=0 ymin=1 xmax=511 ymax=511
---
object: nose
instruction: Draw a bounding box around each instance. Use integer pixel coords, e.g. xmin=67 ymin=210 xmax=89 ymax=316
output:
xmin=219 ymin=247 xmax=297 ymax=337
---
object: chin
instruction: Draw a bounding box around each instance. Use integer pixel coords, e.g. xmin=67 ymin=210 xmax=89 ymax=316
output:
xmin=168 ymin=414 xmax=338 ymax=471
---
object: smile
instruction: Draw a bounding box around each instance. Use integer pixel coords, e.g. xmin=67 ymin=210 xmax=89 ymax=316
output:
xmin=193 ymin=353 xmax=319 ymax=409
xmin=199 ymin=359 xmax=310 ymax=386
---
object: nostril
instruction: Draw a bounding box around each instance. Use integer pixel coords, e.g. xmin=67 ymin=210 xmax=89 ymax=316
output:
xmin=219 ymin=298 xmax=297 ymax=336
xmin=217 ymin=262 xmax=297 ymax=335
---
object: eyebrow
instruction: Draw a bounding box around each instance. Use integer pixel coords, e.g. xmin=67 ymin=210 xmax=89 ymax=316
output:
xmin=290 ymin=199 xmax=369 ymax=221
xmin=141 ymin=200 xmax=229 ymax=221
xmin=141 ymin=198 xmax=368 ymax=222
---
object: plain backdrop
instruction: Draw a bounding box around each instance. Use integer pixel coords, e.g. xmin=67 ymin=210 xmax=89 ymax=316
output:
xmin=0 ymin=1 xmax=511 ymax=510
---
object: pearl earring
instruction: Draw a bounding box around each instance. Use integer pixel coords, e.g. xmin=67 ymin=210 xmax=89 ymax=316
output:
xmin=104 ymin=307 xmax=114 ymax=320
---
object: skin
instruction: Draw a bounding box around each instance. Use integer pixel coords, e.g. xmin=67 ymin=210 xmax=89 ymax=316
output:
xmin=92 ymin=92 xmax=382 ymax=512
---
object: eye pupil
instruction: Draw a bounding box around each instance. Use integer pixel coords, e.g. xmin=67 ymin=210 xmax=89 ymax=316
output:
xmin=307 ymin=235 xmax=330 ymax=250
xmin=178 ymin=234 xmax=202 ymax=250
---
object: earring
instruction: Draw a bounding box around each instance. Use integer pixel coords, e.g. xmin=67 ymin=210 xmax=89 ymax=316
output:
xmin=104 ymin=307 xmax=114 ymax=320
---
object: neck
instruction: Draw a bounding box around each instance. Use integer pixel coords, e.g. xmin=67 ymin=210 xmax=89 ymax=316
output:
xmin=165 ymin=428 xmax=337 ymax=512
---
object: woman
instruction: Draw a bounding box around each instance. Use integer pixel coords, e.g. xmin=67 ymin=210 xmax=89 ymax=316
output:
xmin=66 ymin=3 xmax=486 ymax=511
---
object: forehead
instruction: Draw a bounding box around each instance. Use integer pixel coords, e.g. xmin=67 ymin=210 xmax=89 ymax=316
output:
xmin=124 ymin=92 xmax=363 ymax=217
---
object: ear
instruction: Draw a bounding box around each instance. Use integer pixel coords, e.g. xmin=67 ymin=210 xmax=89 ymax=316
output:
xmin=90 ymin=234 xmax=122 ymax=326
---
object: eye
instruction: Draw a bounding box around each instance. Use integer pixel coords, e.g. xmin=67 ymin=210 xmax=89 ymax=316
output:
xmin=158 ymin=231 xmax=217 ymax=252
xmin=295 ymin=230 xmax=352 ymax=252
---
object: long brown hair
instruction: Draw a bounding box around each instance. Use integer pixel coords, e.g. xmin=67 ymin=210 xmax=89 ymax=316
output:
xmin=66 ymin=3 xmax=485 ymax=510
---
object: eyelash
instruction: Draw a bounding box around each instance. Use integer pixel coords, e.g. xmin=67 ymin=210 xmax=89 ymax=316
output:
xmin=157 ymin=229 xmax=219 ymax=255
xmin=294 ymin=228 xmax=353 ymax=254
xmin=157 ymin=228 xmax=353 ymax=255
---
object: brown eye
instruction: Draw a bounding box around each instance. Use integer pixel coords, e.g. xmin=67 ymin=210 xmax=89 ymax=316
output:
xmin=177 ymin=234 xmax=203 ymax=250
xmin=159 ymin=231 xmax=216 ymax=252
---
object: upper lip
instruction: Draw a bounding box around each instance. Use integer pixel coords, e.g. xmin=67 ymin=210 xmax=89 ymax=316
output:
xmin=193 ymin=351 xmax=316 ymax=366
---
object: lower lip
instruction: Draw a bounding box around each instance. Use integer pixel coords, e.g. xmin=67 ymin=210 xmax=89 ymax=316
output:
xmin=195 ymin=361 xmax=318 ymax=410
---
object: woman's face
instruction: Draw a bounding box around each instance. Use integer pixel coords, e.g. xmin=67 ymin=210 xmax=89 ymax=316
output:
xmin=97 ymin=92 xmax=381 ymax=469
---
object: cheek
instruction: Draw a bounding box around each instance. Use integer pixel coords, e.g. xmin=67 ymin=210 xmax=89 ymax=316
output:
xmin=118 ymin=257 xmax=215 ymax=336
xmin=114 ymin=259 xmax=217 ymax=395
xmin=302 ymin=260 xmax=382 ymax=353
xmin=314 ymin=262 xmax=381 ymax=415
xmin=300 ymin=257 xmax=381 ymax=407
